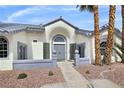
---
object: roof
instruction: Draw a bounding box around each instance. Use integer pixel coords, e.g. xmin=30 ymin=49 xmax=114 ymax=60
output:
xmin=43 ymin=16 xmax=79 ymax=29
xmin=76 ymin=29 xmax=93 ymax=36
xmin=99 ymin=23 xmax=121 ymax=38
xmin=0 ymin=22 xmax=45 ymax=34
xmin=75 ymin=23 xmax=122 ymax=37
xmin=0 ymin=17 xmax=122 ymax=38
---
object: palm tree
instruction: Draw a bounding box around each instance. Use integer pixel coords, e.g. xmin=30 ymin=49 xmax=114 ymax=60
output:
xmin=103 ymin=5 xmax=116 ymax=64
xmin=77 ymin=5 xmax=101 ymax=65
xmin=121 ymin=5 xmax=124 ymax=60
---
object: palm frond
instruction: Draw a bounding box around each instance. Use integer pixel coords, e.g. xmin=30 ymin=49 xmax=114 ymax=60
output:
xmin=77 ymin=5 xmax=94 ymax=12
xmin=113 ymin=43 xmax=124 ymax=63
xmin=114 ymin=43 xmax=122 ymax=52
xmin=113 ymin=48 xmax=122 ymax=59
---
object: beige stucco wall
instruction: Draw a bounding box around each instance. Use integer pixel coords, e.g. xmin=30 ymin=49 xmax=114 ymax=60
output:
xmin=1 ymin=31 xmax=44 ymax=60
xmin=32 ymin=42 xmax=43 ymax=59
xmin=45 ymin=21 xmax=76 ymax=42
xmin=12 ymin=31 xmax=44 ymax=60
xmin=26 ymin=32 xmax=44 ymax=59
xmin=12 ymin=31 xmax=27 ymax=60
xmin=0 ymin=60 xmax=13 ymax=70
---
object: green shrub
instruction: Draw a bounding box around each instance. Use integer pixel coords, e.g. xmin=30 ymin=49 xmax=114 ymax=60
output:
xmin=48 ymin=71 xmax=54 ymax=76
xmin=17 ymin=73 xmax=27 ymax=79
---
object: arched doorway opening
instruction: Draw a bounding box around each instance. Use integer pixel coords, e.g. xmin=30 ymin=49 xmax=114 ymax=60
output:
xmin=100 ymin=41 xmax=107 ymax=55
xmin=52 ymin=35 xmax=66 ymax=61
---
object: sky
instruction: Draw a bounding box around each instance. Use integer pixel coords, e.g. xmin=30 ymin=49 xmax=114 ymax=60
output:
xmin=0 ymin=5 xmax=122 ymax=31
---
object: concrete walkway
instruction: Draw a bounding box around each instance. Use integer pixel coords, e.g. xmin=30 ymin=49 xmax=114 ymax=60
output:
xmin=42 ymin=61 xmax=90 ymax=88
xmin=58 ymin=61 xmax=90 ymax=88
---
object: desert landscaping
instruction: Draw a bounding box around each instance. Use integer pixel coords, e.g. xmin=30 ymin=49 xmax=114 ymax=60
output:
xmin=75 ymin=62 xmax=124 ymax=87
xmin=0 ymin=68 xmax=65 ymax=88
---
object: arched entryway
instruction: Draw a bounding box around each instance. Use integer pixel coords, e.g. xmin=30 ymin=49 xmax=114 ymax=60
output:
xmin=52 ymin=35 xmax=66 ymax=61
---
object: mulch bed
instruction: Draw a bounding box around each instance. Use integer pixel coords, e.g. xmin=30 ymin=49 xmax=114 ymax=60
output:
xmin=0 ymin=68 xmax=65 ymax=88
xmin=75 ymin=62 xmax=124 ymax=87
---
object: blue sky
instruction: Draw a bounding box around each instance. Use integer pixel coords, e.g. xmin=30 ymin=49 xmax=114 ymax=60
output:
xmin=0 ymin=5 xmax=122 ymax=31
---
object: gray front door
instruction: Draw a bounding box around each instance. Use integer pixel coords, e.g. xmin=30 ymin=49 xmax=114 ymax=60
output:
xmin=54 ymin=44 xmax=65 ymax=61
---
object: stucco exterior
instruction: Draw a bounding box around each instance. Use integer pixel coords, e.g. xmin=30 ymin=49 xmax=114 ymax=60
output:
xmin=0 ymin=18 xmax=122 ymax=70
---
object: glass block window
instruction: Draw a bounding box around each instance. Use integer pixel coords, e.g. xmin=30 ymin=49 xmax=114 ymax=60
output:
xmin=0 ymin=37 xmax=8 ymax=58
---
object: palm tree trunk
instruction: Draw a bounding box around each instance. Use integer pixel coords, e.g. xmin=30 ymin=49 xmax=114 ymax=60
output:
xmin=93 ymin=5 xmax=101 ymax=65
xmin=103 ymin=5 xmax=116 ymax=64
xmin=121 ymin=5 xmax=124 ymax=63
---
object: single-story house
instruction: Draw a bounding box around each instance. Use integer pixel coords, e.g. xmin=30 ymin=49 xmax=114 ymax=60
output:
xmin=0 ymin=17 xmax=122 ymax=70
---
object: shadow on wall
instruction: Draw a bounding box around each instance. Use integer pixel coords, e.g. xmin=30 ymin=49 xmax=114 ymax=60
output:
xmin=49 ymin=27 xmax=70 ymax=40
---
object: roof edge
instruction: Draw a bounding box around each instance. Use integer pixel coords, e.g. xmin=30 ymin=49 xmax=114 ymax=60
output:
xmin=43 ymin=17 xmax=79 ymax=30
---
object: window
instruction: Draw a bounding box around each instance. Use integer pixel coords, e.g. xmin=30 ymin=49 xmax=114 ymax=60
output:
xmin=33 ymin=40 xmax=37 ymax=42
xmin=54 ymin=36 xmax=65 ymax=42
xmin=19 ymin=46 xmax=27 ymax=60
xmin=78 ymin=43 xmax=85 ymax=58
xmin=0 ymin=37 xmax=8 ymax=58
xmin=100 ymin=41 xmax=107 ymax=55
xmin=17 ymin=42 xmax=27 ymax=60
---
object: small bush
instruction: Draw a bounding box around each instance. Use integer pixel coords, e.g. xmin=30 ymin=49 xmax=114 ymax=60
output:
xmin=85 ymin=70 xmax=90 ymax=74
xmin=109 ymin=68 xmax=111 ymax=70
xmin=48 ymin=71 xmax=54 ymax=76
xmin=17 ymin=73 xmax=27 ymax=79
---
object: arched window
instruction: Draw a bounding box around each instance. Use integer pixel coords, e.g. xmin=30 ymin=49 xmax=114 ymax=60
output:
xmin=53 ymin=35 xmax=66 ymax=44
xmin=0 ymin=37 xmax=8 ymax=58
xmin=54 ymin=36 xmax=65 ymax=42
xmin=100 ymin=41 xmax=107 ymax=55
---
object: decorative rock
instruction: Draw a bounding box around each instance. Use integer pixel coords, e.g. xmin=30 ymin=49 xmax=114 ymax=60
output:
xmin=75 ymin=50 xmax=79 ymax=54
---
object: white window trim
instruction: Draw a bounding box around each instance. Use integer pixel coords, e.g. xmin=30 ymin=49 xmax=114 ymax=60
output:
xmin=53 ymin=42 xmax=66 ymax=44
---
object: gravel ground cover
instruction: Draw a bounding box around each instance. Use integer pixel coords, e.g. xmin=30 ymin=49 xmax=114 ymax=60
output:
xmin=0 ymin=68 xmax=65 ymax=88
xmin=75 ymin=63 xmax=124 ymax=87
